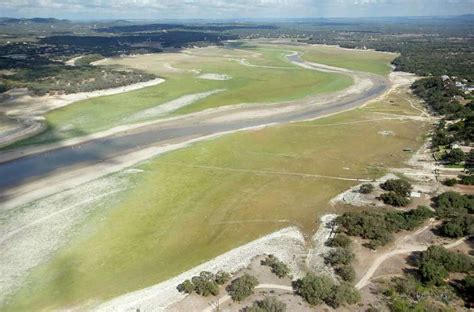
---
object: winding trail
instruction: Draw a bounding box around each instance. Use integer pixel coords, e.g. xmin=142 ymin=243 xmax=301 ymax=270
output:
xmin=355 ymin=221 xmax=468 ymax=290
xmin=0 ymin=52 xmax=388 ymax=210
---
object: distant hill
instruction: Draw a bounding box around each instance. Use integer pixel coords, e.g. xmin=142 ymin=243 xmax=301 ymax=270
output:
xmin=0 ymin=17 xmax=69 ymax=24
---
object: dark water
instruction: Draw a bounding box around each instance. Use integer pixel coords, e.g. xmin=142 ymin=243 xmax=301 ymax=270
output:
xmin=0 ymin=54 xmax=388 ymax=194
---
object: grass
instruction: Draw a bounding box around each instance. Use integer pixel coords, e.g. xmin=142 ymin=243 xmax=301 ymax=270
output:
xmin=3 ymin=87 xmax=430 ymax=311
xmin=255 ymin=42 xmax=396 ymax=76
xmin=9 ymin=43 xmax=353 ymax=148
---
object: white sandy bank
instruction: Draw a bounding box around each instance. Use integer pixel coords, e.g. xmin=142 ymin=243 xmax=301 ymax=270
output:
xmin=93 ymin=227 xmax=306 ymax=312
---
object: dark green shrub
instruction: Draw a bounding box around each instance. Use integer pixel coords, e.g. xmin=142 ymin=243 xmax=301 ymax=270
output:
xmin=458 ymin=175 xmax=474 ymax=185
xmin=380 ymin=179 xmax=413 ymax=197
xmin=177 ymin=279 xmax=194 ymax=294
xmin=244 ymin=296 xmax=287 ymax=312
xmin=192 ymin=271 xmax=219 ymax=296
xmin=335 ymin=265 xmax=356 ymax=282
xmin=226 ymin=274 xmax=258 ymax=302
xmin=443 ymin=148 xmax=465 ymax=164
xmin=433 ymin=192 xmax=474 ymax=217
xmin=442 ymin=178 xmax=458 ymax=186
xmin=293 ymin=274 xmax=333 ymax=306
xmin=261 ymin=255 xmax=290 ymax=278
xmin=328 ymin=233 xmax=352 ymax=248
xmin=215 ymin=270 xmax=231 ymax=285
xmin=326 ymin=248 xmax=354 ymax=266
xmin=380 ymin=192 xmax=410 ymax=207
xmin=359 ymin=183 xmax=375 ymax=194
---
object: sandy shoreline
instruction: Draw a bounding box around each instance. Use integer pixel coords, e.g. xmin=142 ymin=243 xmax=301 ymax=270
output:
xmin=0 ymin=78 xmax=165 ymax=147
xmin=92 ymin=214 xmax=337 ymax=312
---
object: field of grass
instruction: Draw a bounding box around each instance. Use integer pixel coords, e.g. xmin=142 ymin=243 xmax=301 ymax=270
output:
xmin=10 ymin=43 xmax=354 ymax=148
xmin=259 ymin=43 xmax=396 ymax=76
xmin=4 ymin=86 xmax=430 ymax=310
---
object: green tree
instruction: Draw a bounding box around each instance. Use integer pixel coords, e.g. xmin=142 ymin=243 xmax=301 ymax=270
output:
xmin=380 ymin=179 xmax=413 ymax=197
xmin=326 ymin=248 xmax=354 ymax=266
xmin=293 ymin=274 xmax=334 ymax=306
xmin=215 ymin=270 xmax=231 ymax=285
xmin=244 ymin=296 xmax=287 ymax=312
xmin=359 ymin=183 xmax=375 ymax=194
xmin=443 ymin=148 xmax=465 ymax=164
xmin=192 ymin=271 xmax=219 ymax=296
xmin=419 ymin=260 xmax=448 ymax=286
xmin=328 ymin=233 xmax=352 ymax=248
xmin=327 ymin=282 xmax=361 ymax=308
xmin=380 ymin=192 xmax=410 ymax=207
xmin=335 ymin=265 xmax=356 ymax=282
xmin=177 ymin=279 xmax=194 ymax=294
xmin=261 ymin=255 xmax=290 ymax=278
xmin=226 ymin=274 xmax=259 ymax=302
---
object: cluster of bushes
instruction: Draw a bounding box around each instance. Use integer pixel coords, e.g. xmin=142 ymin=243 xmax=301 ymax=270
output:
xmin=226 ymin=274 xmax=259 ymax=302
xmin=359 ymin=183 xmax=375 ymax=194
xmin=432 ymin=191 xmax=474 ymax=239
xmin=293 ymin=274 xmax=360 ymax=308
xmin=74 ymin=54 xmax=104 ymax=66
xmin=261 ymin=255 xmax=290 ymax=278
xmin=177 ymin=270 xmax=230 ymax=296
xmin=326 ymin=234 xmax=356 ymax=282
xmin=382 ymin=275 xmax=460 ymax=312
xmin=379 ymin=179 xmax=412 ymax=207
xmin=243 ymin=296 xmax=286 ymax=312
xmin=416 ymin=246 xmax=474 ymax=286
xmin=432 ymin=192 xmax=474 ymax=218
xmin=1 ymin=64 xmax=156 ymax=95
xmin=336 ymin=206 xmax=433 ymax=249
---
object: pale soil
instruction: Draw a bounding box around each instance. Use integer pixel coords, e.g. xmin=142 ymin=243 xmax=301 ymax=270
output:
xmin=65 ymin=55 xmax=84 ymax=66
xmin=355 ymin=220 xmax=468 ymax=290
xmin=329 ymin=173 xmax=399 ymax=207
xmin=0 ymin=78 xmax=165 ymax=147
xmin=0 ymin=169 xmax=135 ymax=304
xmin=91 ymin=214 xmax=338 ymax=311
xmin=91 ymin=227 xmax=306 ymax=312
xmin=197 ymin=73 xmax=232 ymax=80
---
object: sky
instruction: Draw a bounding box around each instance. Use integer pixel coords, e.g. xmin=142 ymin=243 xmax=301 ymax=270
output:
xmin=1 ymin=0 xmax=474 ymax=20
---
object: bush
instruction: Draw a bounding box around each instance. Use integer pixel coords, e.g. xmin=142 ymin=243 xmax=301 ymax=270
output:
xmin=261 ymin=255 xmax=290 ymax=278
xmin=215 ymin=270 xmax=231 ymax=285
xmin=327 ymin=233 xmax=352 ymax=248
xmin=226 ymin=274 xmax=258 ymax=302
xmin=380 ymin=179 xmax=413 ymax=197
xmin=293 ymin=274 xmax=334 ymax=306
xmin=327 ymin=282 xmax=361 ymax=308
xmin=359 ymin=183 xmax=375 ymax=194
xmin=335 ymin=265 xmax=356 ymax=282
xmin=438 ymin=215 xmax=474 ymax=238
xmin=442 ymin=178 xmax=458 ymax=186
xmin=380 ymin=192 xmax=410 ymax=207
xmin=244 ymin=296 xmax=287 ymax=312
xmin=458 ymin=175 xmax=474 ymax=185
xmin=419 ymin=245 xmax=474 ymax=274
xmin=443 ymin=148 xmax=465 ymax=164
xmin=419 ymin=260 xmax=449 ymax=286
xmin=177 ymin=279 xmax=194 ymax=294
xmin=177 ymin=270 xmax=231 ymax=296
xmin=192 ymin=271 xmax=219 ymax=296
xmin=433 ymin=192 xmax=474 ymax=217
xmin=326 ymin=248 xmax=354 ymax=266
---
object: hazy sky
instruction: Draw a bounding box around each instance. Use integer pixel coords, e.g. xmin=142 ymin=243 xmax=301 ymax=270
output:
xmin=2 ymin=0 xmax=474 ymax=20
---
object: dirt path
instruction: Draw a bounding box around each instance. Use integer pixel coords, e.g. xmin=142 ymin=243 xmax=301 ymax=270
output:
xmin=355 ymin=221 xmax=468 ymax=289
xmin=201 ymin=284 xmax=294 ymax=312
